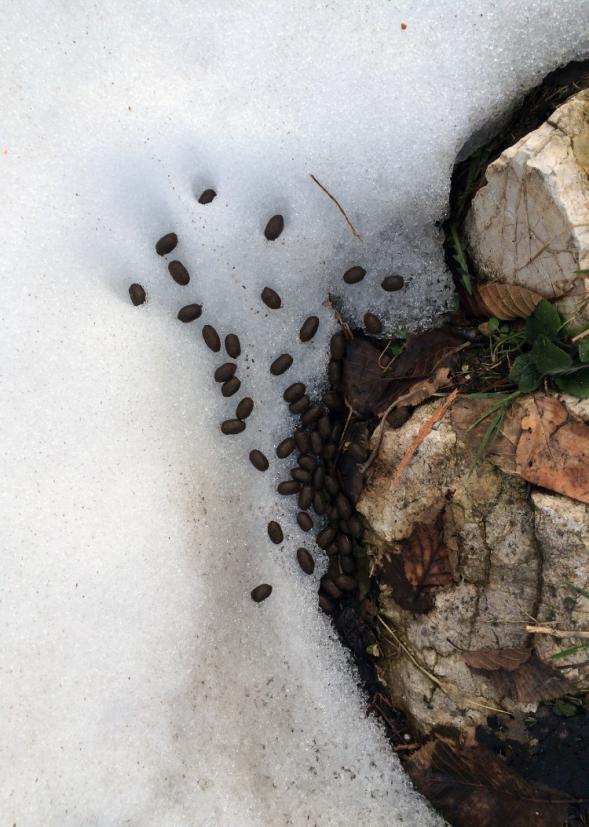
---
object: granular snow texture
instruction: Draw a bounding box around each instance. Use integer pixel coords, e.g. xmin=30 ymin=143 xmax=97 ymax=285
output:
xmin=1 ymin=1 xmax=588 ymax=825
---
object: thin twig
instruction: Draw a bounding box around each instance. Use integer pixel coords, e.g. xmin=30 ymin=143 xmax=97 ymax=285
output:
xmin=358 ymin=397 xmax=400 ymax=475
xmin=310 ymin=174 xmax=362 ymax=239
xmin=391 ymin=389 xmax=459 ymax=485
xmin=323 ymin=293 xmax=354 ymax=338
xmin=526 ymin=625 xmax=589 ymax=639
xmin=572 ymin=327 xmax=589 ymax=343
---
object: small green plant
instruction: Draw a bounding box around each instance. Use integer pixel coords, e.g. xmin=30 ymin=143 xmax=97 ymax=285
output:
xmin=448 ymin=222 xmax=473 ymax=295
xmin=508 ymin=299 xmax=589 ymax=398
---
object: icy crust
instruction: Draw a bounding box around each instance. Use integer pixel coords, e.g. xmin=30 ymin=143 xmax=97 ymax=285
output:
xmin=1 ymin=0 xmax=589 ymax=824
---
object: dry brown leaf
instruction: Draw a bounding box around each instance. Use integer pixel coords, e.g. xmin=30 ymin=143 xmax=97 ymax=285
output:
xmin=407 ymin=739 xmax=570 ymax=827
xmin=378 ymin=511 xmax=455 ymax=614
xmin=515 ymin=396 xmax=589 ymax=505
xmin=475 ymin=283 xmax=544 ymax=320
xmin=464 ymin=648 xmax=531 ymax=672
xmin=392 ymin=367 xmax=451 ymax=409
xmin=465 ymin=648 xmax=573 ymax=704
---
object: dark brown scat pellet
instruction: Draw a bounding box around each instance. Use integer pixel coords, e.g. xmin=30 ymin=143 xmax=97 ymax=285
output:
xmin=236 ymin=398 xmax=254 ymax=420
xmin=221 ymin=419 xmax=246 ymax=435
xmin=313 ymin=491 xmax=327 ymax=515
xmin=249 ymin=449 xmax=269 ymax=472
xmin=301 ymin=405 xmax=322 ymax=427
xmin=382 ymin=275 xmax=405 ymax=292
xmin=261 ymin=286 xmax=282 ymax=309
xmin=293 ymin=431 xmax=310 ymax=453
xmin=334 ymin=574 xmax=356 ymax=592
xmin=324 ymin=476 xmax=339 ymax=497
xmin=297 ymin=547 xmax=315 ymax=575
xmin=336 ymin=493 xmax=353 ymax=519
xmin=317 ymin=525 xmax=336 ymax=549
xmin=319 ymin=594 xmax=334 ymax=614
xmin=320 ymin=576 xmax=342 ymax=600
xmin=251 ymin=584 xmax=272 ymax=603
xmin=155 ymin=232 xmax=177 ymax=256
xmin=330 ymin=331 xmax=346 ymax=360
xmin=297 ymin=512 xmax=313 ymax=532
xmin=318 ymin=416 xmax=331 ymax=441
xmin=277 ymin=480 xmax=301 ymax=495
xmin=177 ymin=303 xmax=202 ymax=322
xmin=270 ymin=354 xmax=293 ymax=376
xmin=364 ymin=312 xmax=382 ymax=334
xmin=264 ymin=214 xmax=284 ymax=241
xmin=323 ymin=391 xmax=345 ymax=412
xmin=337 ymin=533 xmax=352 ymax=556
xmin=328 ymin=360 xmax=341 ymax=387
xmin=343 ymin=266 xmax=366 ymax=285
xmin=168 ymin=260 xmax=190 ymax=286
xmin=298 ymin=485 xmax=313 ymax=510
xmin=276 ymin=437 xmax=296 ymax=459
xmin=323 ymin=443 xmax=337 ymax=461
xmin=225 ymin=334 xmax=241 ymax=359
xmin=289 ymin=395 xmax=310 ymax=415
xmin=310 ymin=431 xmax=323 ymax=456
xmin=267 ymin=521 xmax=284 ymax=545
xmin=283 ymin=382 xmax=306 ymax=403
xmin=214 ymin=362 xmax=237 ymax=383
xmin=129 ymin=283 xmax=146 ymax=306
xmin=222 ymin=377 xmax=241 ymax=397
xmin=340 ymin=555 xmax=356 ymax=575
xmin=291 ymin=467 xmax=311 ymax=484
xmin=198 ymin=188 xmax=217 ymax=204
xmin=348 ymin=515 xmax=363 ymax=538
xmin=298 ymin=454 xmax=316 ymax=472
xmin=299 ymin=316 xmax=319 ymax=343
xmin=312 ymin=466 xmax=325 ymax=490
xmin=202 ymin=325 xmax=221 ymax=352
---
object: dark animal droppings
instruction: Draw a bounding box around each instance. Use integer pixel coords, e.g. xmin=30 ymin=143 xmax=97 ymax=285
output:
xmin=310 ymin=431 xmax=323 ymax=456
xmin=214 ymin=363 xmax=237 ymax=383
xmin=177 ymin=303 xmax=202 ymax=322
xmin=340 ymin=556 xmax=356 ymax=575
xmin=297 ymin=512 xmax=313 ymax=532
xmin=267 ymin=521 xmax=284 ymax=544
xmin=222 ymin=377 xmax=241 ymax=397
xmin=327 ymin=360 xmax=341 ymax=386
xmin=330 ymin=331 xmax=346 ymax=360
xmin=291 ymin=468 xmax=312 ymax=484
xmin=236 ymin=398 xmax=254 ymax=420
xmin=251 ymin=584 xmax=272 ymax=603
xmin=225 ymin=334 xmax=241 ymax=359
xmin=283 ymin=382 xmax=306 ymax=403
xmin=264 ymin=214 xmax=284 ymax=241
xmin=129 ymin=284 xmax=146 ymax=306
xmin=363 ymin=312 xmax=382 ymax=334
xmin=198 ymin=188 xmax=216 ymax=204
xmin=320 ymin=576 xmax=342 ymax=600
xmin=289 ymin=396 xmax=310 ymax=415
xmin=319 ymin=594 xmax=334 ymax=614
xmin=270 ymin=354 xmax=293 ymax=375
xmin=301 ymin=405 xmax=322 ymax=427
xmin=343 ymin=266 xmax=366 ymax=285
xmin=261 ymin=286 xmax=282 ymax=309
xmin=277 ymin=480 xmax=301 ymax=495
xmin=276 ymin=437 xmax=296 ymax=459
xmin=168 ymin=260 xmax=190 ymax=286
xmin=299 ymin=316 xmax=319 ymax=342
xmin=298 ymin=454 xmax=316 ymax=472
xmin=221 ymin=419 xmax=246 ymax=435
xmin=249 ymin=449 xmax=269 ymax=472
xmin=381 ymin=275 xmax=405 ymax=292
xmin=296 ymin=547 xmax=315 ymax=575
xmin=298 ymin=486 xmax=313 ymax=510
xmin=293 ymin=431 xmax=310 ymax=453
xmin=202 ymin=325 xmax=221 ymax=352
xmin=155 ymin=232 xmax=177 ymax=256
xmin=313 ymin=491 xmax=327 ymax=515
xmin=334 ymin=574 xmax=356 ymax=592
xmin=317 ymin=526 xmax=336 ymax=549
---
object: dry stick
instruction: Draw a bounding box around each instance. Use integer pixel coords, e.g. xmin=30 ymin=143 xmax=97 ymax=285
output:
xmin=526 ymin=625 xmax=589 ymax=640
xmin=391 ymin=389 xmax=459 ymax=486
xmin=572 ymin=327 xmax=589 ymax=343
xmin=310 ymin=174 xmax=362 ymax=239
xmin=358 ymin=396 xmax=400 ymax=475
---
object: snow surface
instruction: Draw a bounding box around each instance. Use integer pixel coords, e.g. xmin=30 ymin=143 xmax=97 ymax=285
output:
xmin=1 ymin=1 xmax=588 ymax=824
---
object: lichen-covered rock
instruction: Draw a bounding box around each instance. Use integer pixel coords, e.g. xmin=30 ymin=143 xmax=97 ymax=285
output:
xmin=465 ymin=89 xmax=589 ymax=320
xmin=358 ymin=401 xmax=589 ymax=732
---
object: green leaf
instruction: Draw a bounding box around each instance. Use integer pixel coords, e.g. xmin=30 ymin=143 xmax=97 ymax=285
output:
xmin=555 ymin=367 xmax=589 ymax=399
xmin=509 ymin=354 xmax=542 ymax=392
xmin=578 ymin=337 xmax=589 ymax=363
xmin=531 ymin=335 xmax=573 ymax=374
xmin=526 ymin=299 xmax=562 ymax=342
xmin=569 ymin=583 xmax=589 ymax=600
xmin=551 ymin=642 xmax=589 ymax=661
xmin=552 ymin=699 xmax=579 ymax=717
xmin=488 ymin=317 xmax=500 ymax=333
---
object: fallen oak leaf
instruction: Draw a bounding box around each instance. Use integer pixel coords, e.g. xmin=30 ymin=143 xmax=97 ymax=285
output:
xmin=464 ymin=648 xmax=531 ymax=672
xmin=475 ymin=282 xmax=544 ymax=320
xmin=407 ymin=738 xmax=570 ymax=827
xmin=464 ymin=647 xmax=573 ymax=704
xmin=515 ymin=395 xmax=589 ymax=505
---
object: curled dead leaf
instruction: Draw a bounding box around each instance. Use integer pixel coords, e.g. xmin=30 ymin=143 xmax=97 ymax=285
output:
xmin=464 ymin=648 xmax=531 ymax=672
xmin=465 ymin=648 xmax=573 ymax=704
xmin=474 ymin=283 xmax=544 ymax=320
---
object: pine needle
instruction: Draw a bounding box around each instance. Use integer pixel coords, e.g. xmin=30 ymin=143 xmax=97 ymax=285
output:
xmin=310 ymin=174 xmax=362 ymax=239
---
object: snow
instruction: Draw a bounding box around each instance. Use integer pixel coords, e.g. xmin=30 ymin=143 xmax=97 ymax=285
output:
xmin=1 ymin=1 xmax=588 ymax=824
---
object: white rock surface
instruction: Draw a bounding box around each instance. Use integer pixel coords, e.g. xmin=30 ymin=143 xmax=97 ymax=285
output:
xmin=1 ymin=1 xmax=589 ymax=824
xmin=466 ymin=89 xmax=589 ymax=319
